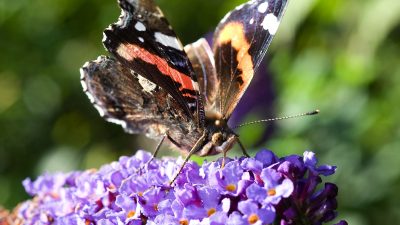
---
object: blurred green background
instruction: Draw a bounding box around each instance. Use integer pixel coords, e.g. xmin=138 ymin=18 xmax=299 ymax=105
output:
xmin=1 ymin=0 xmax=399 ymax=224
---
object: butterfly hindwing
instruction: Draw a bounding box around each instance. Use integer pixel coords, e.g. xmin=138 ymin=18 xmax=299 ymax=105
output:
xmin=184 ymin=38 xmax=219 ymax=112
xmin=80 ymin=56 xmax=203 ymax=151
xmin=213 ymin=0 xmax=288 ymax=119
xmin=103 ymin=0 xmax=203 ymax=121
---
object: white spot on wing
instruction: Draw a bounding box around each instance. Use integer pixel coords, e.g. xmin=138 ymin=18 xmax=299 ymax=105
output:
xmin=106 ymin=117 xmax=127 ymax=129
xmin=80 ymin=79 xmax=87 ymax=91
xmin=155 ymin=7 xmax=165 ymax=17
xmin=220 ymin=11 xmax=231 ymax=24
xmin=116 ymin=10 xmax=127 ymax=26
xmin=154 ymin=32 xmax=183 ymax=50
xmin=258 ymin=2 xmax=269 ymax=13
xmin=235 ymin=3 xmax=245 ymax=10
xmin=261 ymin=13 xmax=280 ymax=35
xmin=138 ymin=37 xmax=144 ymax=42
xmin=138 ymin=75 xmax=157 ymax=92
xmin=85 ymin=91 xmax=95 ymax=103
xmin=79 ymin=67 xmax=87 ymax=79
xmin=134 ymin=22 xmax=146 ymax=31
xmin=192 ymin=81 xmax=199 ymax=91
xmin=102 ymin=32 xmax=107 ymax=43
xmin=94 ymin=104 xmax=105 ymax=117
xmin=249 ymin=18 xmax=254 ymax=24
xmin=188 ymin=102 xmax=196 ymax=109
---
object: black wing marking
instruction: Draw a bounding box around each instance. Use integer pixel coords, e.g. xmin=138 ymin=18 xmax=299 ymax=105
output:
xmin=80 ymin=56 xmax=202 ymax=151
xmin=103 ymin=0 xmax=204 ymax=124
xmin=213 ymin=0 xmax=288 ymax=119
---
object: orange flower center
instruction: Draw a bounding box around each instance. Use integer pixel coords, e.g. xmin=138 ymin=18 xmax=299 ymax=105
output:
xmin=207 ymin=208 xmax=216 ymax=217
xmin=268 ymin=188 xmax=277 ymax=196
xmin=225 ymin=184 xmax=236 ymax=192
xmin=50 ymin=192 xmax=60 ymax=199
xmin=127 ymin=210 xmax=135 ymax=218
xmin=153 ymin=204 xmax=158 ymax=212
xmin=248 ymin=213 xmax=259 ymax=224
xmin=179 ymin=219 xmax=189 ymax=225
xmin=108 ymin=184 xmax=116 ymax=191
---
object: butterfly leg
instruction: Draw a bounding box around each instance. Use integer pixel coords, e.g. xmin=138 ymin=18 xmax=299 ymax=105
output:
xmin=237 ymin=138 xmax=250 ymax=157
xmin=169 ymin=131 xmax=207 ymax=185
xmin=147 ymin=133 xmax=167 ymax=164
xmin=136 ymin=133 xmax=167 ymax=174
xmin=221 ymin=149 xmax=228 ymax=168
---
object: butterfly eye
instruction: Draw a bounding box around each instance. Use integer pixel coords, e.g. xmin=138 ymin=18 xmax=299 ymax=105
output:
xmin=214 ymin=119 xmax=226 ymax=127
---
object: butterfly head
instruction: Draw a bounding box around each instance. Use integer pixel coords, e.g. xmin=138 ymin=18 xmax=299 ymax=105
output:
xmin=196 ymin=113 xmax=237 ymax=156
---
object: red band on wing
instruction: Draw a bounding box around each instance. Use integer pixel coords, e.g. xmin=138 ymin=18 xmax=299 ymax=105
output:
xmin=117 ymin=43 xmax=196 ymax=95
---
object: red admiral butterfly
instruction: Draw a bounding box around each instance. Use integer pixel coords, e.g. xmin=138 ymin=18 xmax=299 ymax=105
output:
xmin=80 ymin=0 xmax=288 ymax=181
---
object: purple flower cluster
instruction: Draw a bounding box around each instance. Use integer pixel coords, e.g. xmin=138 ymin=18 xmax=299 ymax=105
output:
xmin=16 ymin=150 xmax=346 ymax=225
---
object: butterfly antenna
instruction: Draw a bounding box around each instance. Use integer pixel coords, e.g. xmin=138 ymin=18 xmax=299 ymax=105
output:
xmin=234 ymin=109 xmax=320 ymax=129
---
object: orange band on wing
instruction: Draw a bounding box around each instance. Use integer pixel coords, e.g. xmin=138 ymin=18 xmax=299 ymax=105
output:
xmin=116 ymin=43 xmax=195 ymax=94
xmin=216 ymin=22 xmax=254 ymax=86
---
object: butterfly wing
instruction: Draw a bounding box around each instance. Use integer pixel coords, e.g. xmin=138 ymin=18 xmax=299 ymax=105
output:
xmin=213 ymin=0 xmax=288 ymax=119
xmin=103 ymin=0 xmax=204 ymax=124
xmin=80 ymin=56 xmax=203 ymax=151
xmin=184 ymin=38 xmax=218 ymax=112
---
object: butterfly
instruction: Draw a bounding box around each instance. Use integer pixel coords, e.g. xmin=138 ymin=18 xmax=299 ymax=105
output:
xmin=80 ymin=0 xmax=288 ymax=182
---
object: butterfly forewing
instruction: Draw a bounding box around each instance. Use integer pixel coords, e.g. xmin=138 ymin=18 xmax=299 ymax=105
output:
xmin=213 ymin=0 xmax=288 ymax=119
xmin=103 ymin=0 xmax=204 ymax=121
xmin=80 ymin=56 xmax=203 ymax=151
